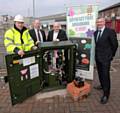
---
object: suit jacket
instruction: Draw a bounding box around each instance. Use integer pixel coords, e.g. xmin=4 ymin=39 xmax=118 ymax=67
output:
xmin=94 ymin=27 xmax=118 ymax=62
xmin=29 ymin=29 xmax=46 ymax=44
xmin=47 ymin=29 xmax=68 ymax=41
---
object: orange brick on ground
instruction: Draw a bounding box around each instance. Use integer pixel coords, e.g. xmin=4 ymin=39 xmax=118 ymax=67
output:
xmin=67 ymin=81 xmax=91 ymax=101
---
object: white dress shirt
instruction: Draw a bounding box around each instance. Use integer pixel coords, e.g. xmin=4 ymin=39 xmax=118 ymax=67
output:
xmin=53 ymin=31 xmax=59 ymax=41
xmin=34 ymin=28 xmax=43 ymax=42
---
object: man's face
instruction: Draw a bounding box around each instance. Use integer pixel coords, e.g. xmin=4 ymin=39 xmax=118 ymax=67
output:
xmin=96 ymin=18 xmax=105 ymax=30
xmin=15 ymin=21 xmax=24 ymax=30
xmin=34 ymin=20 xmax=40 ymax=29
xmin=53 ymin=23 xmax=60 ymax=32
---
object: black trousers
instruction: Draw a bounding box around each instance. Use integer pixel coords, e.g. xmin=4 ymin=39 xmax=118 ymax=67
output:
xmin=96 ymin=59 xmax=111 ymax=97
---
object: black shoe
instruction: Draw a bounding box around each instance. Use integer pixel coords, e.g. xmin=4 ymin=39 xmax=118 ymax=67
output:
xmin=4 ymin=76 xmax=9 ymax=83
xmin=100 ymin=96 xmax=108 ymax=104
xmin=94 ymin=85 xmax=102 ymax=90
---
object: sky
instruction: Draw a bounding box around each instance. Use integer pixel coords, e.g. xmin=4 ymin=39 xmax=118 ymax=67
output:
xmin=0 ymin=0 xmax=119 ymax=17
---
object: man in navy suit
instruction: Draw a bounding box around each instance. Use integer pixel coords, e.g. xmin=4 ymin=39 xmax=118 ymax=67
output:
xmin=94 ymin=17 xmax=118 ymax=104
xmin=29 ymin=19 xmax=46 ymax=46
xmin=47 ymin=22 xmax=68 ymax=41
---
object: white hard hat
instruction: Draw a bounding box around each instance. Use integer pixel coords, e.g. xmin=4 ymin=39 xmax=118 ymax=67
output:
xmin=14 ymin=14 xmax=24 ymax=22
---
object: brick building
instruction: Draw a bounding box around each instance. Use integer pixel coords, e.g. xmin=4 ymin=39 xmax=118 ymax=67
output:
xmin=99 ymin=2 xmax=120 ymax=33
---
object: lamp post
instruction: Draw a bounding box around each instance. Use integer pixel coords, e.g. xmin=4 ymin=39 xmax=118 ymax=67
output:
xmin=33 ymin=0 xmax=35 ymax=17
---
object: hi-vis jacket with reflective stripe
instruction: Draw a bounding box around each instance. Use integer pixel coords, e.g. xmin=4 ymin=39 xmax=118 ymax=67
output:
xmin=4 ymin=28 xmax=34 ymax=54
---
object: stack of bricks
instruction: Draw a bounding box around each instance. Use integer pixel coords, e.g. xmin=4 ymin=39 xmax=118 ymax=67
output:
xmin=67 ymin=81 xmax=91 ymax=101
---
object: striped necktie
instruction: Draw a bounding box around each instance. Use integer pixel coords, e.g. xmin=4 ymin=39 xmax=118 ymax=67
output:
xmin=37 ymin=30 xmax=41 ymax=41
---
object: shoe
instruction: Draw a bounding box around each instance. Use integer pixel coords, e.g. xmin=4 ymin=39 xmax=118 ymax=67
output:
xmin=94 ymin=85 xmax=102 ymax=90
xmin=4 ymin=76 xmax=9 ymax=83
xmin=100 ymin=96 xmax=108 ymax=104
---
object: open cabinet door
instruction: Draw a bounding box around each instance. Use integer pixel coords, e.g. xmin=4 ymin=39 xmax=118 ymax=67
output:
xmin=5 ymin=50 xmax=42 ymax=105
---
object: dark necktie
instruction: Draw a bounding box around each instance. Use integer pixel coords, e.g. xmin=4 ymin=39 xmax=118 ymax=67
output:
xmin=37 ymin=30 xmax=41 ymax=41
xmin=97 ymin=30 xmax=101 ymax=41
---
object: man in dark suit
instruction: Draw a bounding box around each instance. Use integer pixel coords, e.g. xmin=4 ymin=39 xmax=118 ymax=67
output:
xmin=94 ymin=17 xmax=118 ymax=104
xmin=47 ymin=22 xmax=68 ymax=41
xmin=29 ymin=19 xmax=46 ymax=46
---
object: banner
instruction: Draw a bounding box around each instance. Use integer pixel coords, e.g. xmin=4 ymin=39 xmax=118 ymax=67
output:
xmin=67 ymin=5 xmax=98 ymax=80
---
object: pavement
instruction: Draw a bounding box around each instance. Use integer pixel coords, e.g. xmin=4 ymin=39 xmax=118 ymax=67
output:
xmin=0 ymin=59 xmax=120 ymax=113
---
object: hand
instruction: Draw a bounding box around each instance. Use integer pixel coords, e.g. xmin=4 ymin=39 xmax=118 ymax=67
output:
xmin=35 ymin=41 xmax=40 ymax=45
xmin=18 ymin=50 xmax=25 ymax=57
xmin=31 ymin=46 xmax=38 ymax=50
xmin=55 ymin=39 xmax=59 ymax=41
